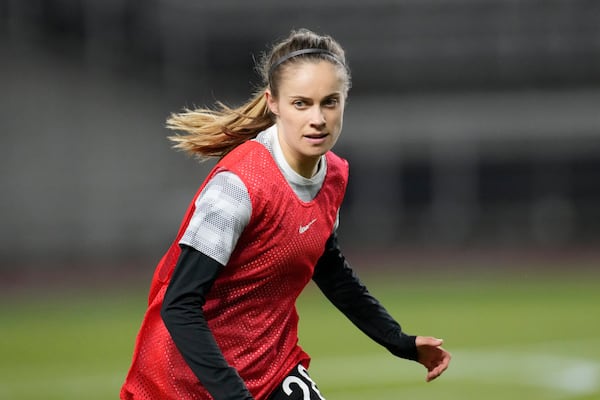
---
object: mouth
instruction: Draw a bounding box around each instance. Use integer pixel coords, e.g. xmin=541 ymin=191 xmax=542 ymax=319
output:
xmin=304 ymin=132 xmax=328 ymax=140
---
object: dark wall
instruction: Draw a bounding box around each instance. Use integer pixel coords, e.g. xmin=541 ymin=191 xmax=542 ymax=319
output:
xmin=2 ymin=0 xmax=600 ymax=268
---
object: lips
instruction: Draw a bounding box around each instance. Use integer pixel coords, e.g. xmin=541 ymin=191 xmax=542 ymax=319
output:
xmin=304 ymin=133 xmax=328 ymax=139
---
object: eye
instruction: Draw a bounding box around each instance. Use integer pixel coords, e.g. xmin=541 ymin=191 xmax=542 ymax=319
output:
xmin=323 ymin=97 xmax=339 ymax=108
xmin=293 ymin=99 xmax=307 ymax=109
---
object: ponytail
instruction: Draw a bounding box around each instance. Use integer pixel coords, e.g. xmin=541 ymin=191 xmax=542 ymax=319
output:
xmin=167 ymin=87 xmax=274 ymax=160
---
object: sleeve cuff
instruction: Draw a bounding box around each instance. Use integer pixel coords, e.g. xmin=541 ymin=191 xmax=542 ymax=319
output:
xmin=388 ymin=334 xmax=418 ymax=361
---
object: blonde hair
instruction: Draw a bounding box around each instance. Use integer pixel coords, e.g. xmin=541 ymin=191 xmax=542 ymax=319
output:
xmin=167 ymin=28 xmax=351 ymax=160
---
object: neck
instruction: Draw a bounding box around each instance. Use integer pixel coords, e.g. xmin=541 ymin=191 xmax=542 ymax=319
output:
xmin=274 ymin=127 xmax=321 ymax=178
xmin=294 ymin=158 xmax=320 ymax=179
xmin=280 ymin=149 xmax=319 ymax=178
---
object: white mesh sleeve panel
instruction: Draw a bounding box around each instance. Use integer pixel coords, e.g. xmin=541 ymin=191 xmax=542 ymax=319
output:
xmin=179 ymin=171 xmax=252 ymax=266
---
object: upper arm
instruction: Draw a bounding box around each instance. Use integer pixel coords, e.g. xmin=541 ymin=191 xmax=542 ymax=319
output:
xmin=179 ymin=171 xmax=251 ymax=266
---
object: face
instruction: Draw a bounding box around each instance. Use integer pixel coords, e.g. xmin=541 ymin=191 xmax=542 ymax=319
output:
xmin=266 ymin=60 xmax=347 ymax=178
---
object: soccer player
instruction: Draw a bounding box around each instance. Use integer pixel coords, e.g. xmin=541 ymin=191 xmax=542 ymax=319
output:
xmin=121 ymin=28 xmax=450 ymax=400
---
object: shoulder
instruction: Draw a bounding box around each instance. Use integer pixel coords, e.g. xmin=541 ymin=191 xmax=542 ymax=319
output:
xmin=195 ymin=171 xmax=251 ymax=223
xmin=222 ymin=140 xmax=266 ymax=162
xmin=214 ymin=140 xmax=280 ymax=203
xmin=326 ymin=151 xmax=349 ymax=176
xmin=201 ymin=170 xmax=248 ymax=199
xmin=218 ymin=140 xmax=271 ymax=170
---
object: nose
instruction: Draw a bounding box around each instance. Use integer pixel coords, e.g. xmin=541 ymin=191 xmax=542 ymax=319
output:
xmin=310 ymin=106 xmax=326 ymax=128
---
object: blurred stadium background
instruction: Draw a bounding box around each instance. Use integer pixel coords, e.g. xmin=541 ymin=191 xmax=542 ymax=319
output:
xmin=1 ymin=1 xmax=599 ymax=399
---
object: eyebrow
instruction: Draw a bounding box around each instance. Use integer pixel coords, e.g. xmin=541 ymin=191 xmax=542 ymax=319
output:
xmin=288 ymin=92 xmax=342 ymax=100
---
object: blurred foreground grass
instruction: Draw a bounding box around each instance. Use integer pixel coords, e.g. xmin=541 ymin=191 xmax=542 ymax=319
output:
xmin=1 ymin=268 xmax=598 ymax=400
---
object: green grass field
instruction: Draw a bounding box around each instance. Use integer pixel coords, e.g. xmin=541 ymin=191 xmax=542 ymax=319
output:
xmin=1 ymin=268 xmax=598 ymax=399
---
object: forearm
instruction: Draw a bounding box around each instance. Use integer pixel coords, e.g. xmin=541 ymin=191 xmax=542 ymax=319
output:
xmin=312 ymin=234 xmax=418 ymax=361
xmin=161 ymin=245 xmax=254 ymax=400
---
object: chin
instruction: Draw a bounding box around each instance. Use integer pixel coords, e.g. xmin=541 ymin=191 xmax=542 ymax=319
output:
xmin=306 ymin=147 xmax=329 ymax=158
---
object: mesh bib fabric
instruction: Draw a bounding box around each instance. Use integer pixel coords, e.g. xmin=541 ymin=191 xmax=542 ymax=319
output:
xmin=121 ymin=140 xmax=348 ymax=400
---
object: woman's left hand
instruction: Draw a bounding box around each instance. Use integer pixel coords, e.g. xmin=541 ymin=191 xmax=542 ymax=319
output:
xmin=415 ymin=336 xmax=451 ymax=382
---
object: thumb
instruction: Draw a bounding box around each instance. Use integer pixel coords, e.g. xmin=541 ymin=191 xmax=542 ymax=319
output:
xmin=416 ymin=336 xmax=444 ymax=347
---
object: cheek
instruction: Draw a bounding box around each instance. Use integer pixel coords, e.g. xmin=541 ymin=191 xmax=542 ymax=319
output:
xmin=278 ymin=110 xmax=305 ymax=134
xmin=327 ymin=109 xmax=344 ymax=127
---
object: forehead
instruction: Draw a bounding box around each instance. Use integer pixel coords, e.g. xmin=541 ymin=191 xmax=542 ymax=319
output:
xmin=276 ymin=60 xmax=348 ymax=96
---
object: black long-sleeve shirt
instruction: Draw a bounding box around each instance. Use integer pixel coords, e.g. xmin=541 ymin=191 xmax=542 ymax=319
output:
xmin=161 ymin=234 xmax=417 ymax=400
xmin=161 ymin=246 xmax=253 ymax=400
xmin=312 ymin=234 xmax=417 ymax=361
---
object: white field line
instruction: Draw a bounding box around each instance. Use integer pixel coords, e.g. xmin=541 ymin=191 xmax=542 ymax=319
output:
xmin=310 ymin=343 xmax=600 ymax=397
xmin=0 ymin=341 xmax=598 ymax=398
xmin=448 ymin=350 xmax=599 ymax=395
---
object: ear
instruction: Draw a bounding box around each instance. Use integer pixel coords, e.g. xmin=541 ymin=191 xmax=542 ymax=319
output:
xmin=265 ymin=89 xmax=279 ymax=116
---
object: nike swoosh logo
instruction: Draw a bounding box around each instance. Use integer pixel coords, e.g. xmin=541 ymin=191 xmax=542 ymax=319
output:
xmin=299 ymin=218 xmax=317 ymax=234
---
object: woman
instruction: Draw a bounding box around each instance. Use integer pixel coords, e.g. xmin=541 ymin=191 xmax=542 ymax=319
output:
xmin=121 ymin=28 xmax=450 ymax=400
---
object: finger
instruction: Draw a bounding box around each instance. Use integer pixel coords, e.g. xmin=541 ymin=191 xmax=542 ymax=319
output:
xmin=426 ymin=364 xmax=446 ymax=382
xmin=426 ymin=370 xmax=439 ymax=382
xmin=425 ymin=353 xmax=451 ymax=382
